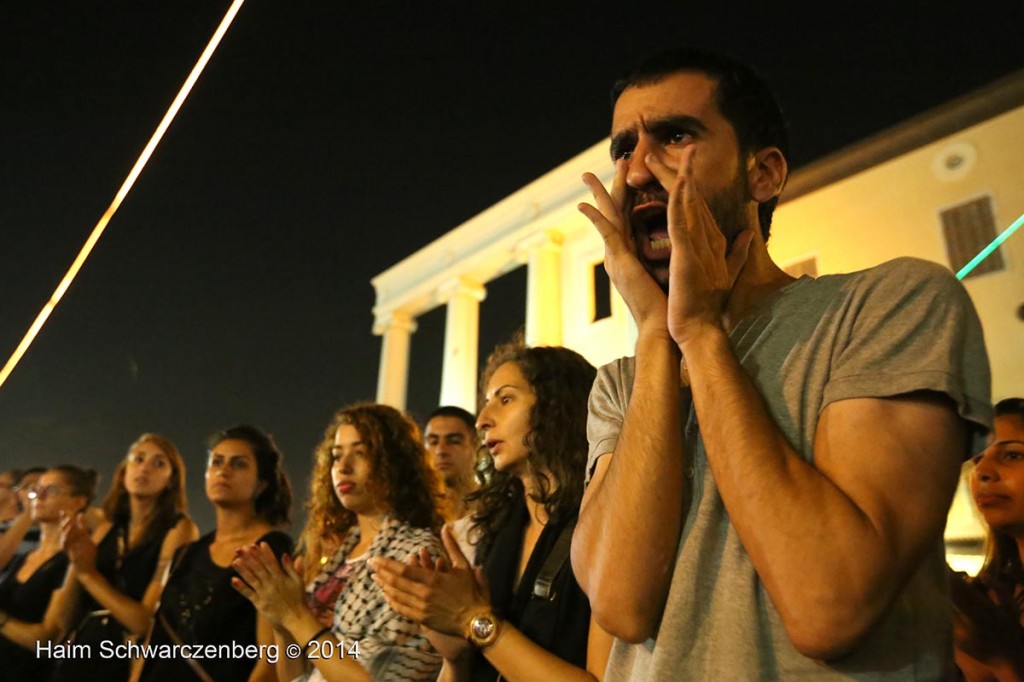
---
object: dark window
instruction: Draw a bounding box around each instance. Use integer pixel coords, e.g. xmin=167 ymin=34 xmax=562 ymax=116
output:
xmin=593 ymin=263 xmax=612 ymax=321
xmin=942 ymin=195 xmax=1004 ymax=279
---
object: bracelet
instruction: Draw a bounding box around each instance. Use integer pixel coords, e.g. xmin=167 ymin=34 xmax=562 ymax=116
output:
xmin=303 ymin=626 xmax=332 ymax=657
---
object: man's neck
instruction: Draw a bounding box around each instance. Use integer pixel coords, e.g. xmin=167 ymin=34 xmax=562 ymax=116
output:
xmin=441 ymin=480 xmax=477 ymax=521
xmin=723 ymin=240 xmax=796 ymax=332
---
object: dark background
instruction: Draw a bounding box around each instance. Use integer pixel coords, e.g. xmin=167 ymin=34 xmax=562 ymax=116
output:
xmin=2 ymin=1 xmax=1022 ymax=533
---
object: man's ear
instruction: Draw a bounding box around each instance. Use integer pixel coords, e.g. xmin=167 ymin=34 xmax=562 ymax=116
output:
xmin=748 ymin=147 xmax=787 ymax=203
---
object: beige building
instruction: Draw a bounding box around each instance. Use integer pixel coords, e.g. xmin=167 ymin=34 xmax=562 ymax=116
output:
xmin=371 ymin=69 xmax=1024 ymax=570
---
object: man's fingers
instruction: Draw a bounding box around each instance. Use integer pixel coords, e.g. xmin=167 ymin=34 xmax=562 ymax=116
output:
xmin=645 ymin=152 xmax=678 ymax=194
xmin=582 ymin=172 xmax=622 ymax=224
xmin=726 ymin=229 xmax=755 ymax=286
xmin=609 ymin=157 xmax=628 ymax=216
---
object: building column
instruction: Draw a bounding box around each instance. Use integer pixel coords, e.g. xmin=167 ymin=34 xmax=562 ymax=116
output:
xmin=518 ymin=230 xmax=564 ymax=347
xmin=438 ymin=277 xmax=486 ymax=411
xmin=373 ymin=310 xmax=417 ymax=410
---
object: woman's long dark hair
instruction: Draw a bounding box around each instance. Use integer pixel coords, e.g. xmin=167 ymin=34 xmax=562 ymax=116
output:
xmin=469 ymin=338 xmax=596 ymax=564
xmin=100 ymin=434 xmax=188 ymax=546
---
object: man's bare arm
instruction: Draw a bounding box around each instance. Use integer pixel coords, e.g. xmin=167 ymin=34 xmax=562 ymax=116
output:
xmin=683 ymin=327 xmax=964 ymax=659
xmin=572 ymin=331 xmax=688 ymax=643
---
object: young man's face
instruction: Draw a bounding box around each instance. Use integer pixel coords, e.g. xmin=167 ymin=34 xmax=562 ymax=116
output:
xmin=424 ymin=415 xmax=478 ymax=489
xmin=610 ymin=71 xmax=753 ymax=289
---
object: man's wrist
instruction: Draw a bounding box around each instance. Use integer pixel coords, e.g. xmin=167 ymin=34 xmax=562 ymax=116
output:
xmin=676 ymin=322 xmax=730 ymax=360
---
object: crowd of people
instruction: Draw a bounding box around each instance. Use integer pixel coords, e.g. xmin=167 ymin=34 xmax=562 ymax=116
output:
xmin=1 ymin=46 xmax=1021 ymax=681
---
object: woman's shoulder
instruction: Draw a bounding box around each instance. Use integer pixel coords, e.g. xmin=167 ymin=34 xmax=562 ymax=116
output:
xmin=159 ymin=516 xmax=200 ymax=552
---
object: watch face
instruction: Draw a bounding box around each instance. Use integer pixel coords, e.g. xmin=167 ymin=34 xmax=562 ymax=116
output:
xmin=472 ymin=616 xmax=495 ymax=639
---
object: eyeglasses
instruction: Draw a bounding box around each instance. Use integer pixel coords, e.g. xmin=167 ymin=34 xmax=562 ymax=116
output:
xmin=26 ymin=484 xmax=71 ymax=500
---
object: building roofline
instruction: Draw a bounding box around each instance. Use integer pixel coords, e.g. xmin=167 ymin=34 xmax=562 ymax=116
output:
xmin=782 ymin=68 xmax=1024 ymax=202
xmin=371 ymin=68 xmax=1024 ymax=324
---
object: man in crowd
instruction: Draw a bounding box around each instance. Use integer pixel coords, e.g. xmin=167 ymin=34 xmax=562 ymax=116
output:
xmin=424 ymin=405 xmax=481 ymax=562
xmin=571 ymin=47 xmax=992 ymax=678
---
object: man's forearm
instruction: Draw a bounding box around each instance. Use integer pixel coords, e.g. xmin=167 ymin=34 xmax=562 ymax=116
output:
xmin=574 ymin=330 xmax=689 ymax=642
xmin=681 ymin=326 xmax=961 ymax=658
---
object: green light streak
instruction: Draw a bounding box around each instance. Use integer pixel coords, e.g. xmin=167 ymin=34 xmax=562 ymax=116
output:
xmin=956 ymin=212 xmax=1024 ymax=280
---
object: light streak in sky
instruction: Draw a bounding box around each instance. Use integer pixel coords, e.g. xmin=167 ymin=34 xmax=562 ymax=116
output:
xmin=0 ymin=0 xmax=247 ymax=391
xmin=956 ymin=211 xmax=1024 ymax=280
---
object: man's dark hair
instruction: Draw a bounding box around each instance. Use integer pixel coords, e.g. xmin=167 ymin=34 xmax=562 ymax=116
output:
xmin=426 ymin=405 xmax=477 ymax=435
xmin=611 ymin=47 xmax=790 ymax=240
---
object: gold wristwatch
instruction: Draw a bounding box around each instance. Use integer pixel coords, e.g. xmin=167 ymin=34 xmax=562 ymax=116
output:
xmin=465 ymin=610 xmax=501 ymax=648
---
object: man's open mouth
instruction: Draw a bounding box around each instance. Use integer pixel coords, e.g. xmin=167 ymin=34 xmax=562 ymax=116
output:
xmin=632 ymin=200 xmax=670 ymax=257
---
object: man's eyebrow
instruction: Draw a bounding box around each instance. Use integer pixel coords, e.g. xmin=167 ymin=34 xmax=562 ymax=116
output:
xmin=610 ymin=115 xmax=709 ymax=160
xmin=609 ymin=130 xmax=636 ymax=160
xmin=646 ymin=115 xmax=708 ymax=137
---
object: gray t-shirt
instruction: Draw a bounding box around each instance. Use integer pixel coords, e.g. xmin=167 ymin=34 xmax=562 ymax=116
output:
xmin=587 ymin=257 xmax=992 ymax=680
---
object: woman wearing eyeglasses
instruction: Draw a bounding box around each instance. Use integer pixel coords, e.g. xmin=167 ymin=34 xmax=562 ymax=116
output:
xmin=0 ymin=465 xmax=98 ymax=680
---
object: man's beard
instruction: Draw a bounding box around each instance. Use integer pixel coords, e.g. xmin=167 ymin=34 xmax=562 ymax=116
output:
xmin=634 ymin=168 xmax=751 ymax=293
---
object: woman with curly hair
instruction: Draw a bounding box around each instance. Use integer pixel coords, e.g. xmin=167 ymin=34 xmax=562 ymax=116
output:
xmin=952 ymin=397 xmax=1024 ymax=680
xmin=138 ymin=424 xmax=293 ymax=682
xmin=233 ymin=402 xmax=444 ymax=682
xmin=373 ymin=340 xmax=614 ymax=682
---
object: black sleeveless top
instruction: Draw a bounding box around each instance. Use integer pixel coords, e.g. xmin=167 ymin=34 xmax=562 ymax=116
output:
xmin=139 ymin=529 xmax=293 ymax=682
xmin=469 ymin=499 xmax=591 ymax=681
xmin=49 ymin=514 xmax=184 ymax=681
xmin=0 ymin=550 xmax=69 ymax=680
xmin=92 ymin=513 xmax=184 ymax=609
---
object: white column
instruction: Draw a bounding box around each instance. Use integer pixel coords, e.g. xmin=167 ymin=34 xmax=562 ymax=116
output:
xmin=518 ymin=230 xmax=564 ymax=347
xmin=438 ymin=277 xmax=486 ymax=410
xmin=373 ymin=310 xmax=417 ymax=410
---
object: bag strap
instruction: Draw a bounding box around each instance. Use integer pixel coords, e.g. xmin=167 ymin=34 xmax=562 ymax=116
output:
xmin=157 ymin=611 xmax=215 ymax=682
xmin=532 ymin=518 xmax=576 ymax=601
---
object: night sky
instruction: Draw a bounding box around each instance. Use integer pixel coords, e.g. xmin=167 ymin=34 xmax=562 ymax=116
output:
xmin=2 ymin=1 xmax=1022 ymax=533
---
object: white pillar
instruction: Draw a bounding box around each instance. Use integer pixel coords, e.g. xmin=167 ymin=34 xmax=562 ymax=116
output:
xmin=518 ymin=230 xmax=564 ymax=347
xmin=438 ymin=277 xmax=486 ymax=410
xmin=373 ymin=310 xmax=417 ymax=410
